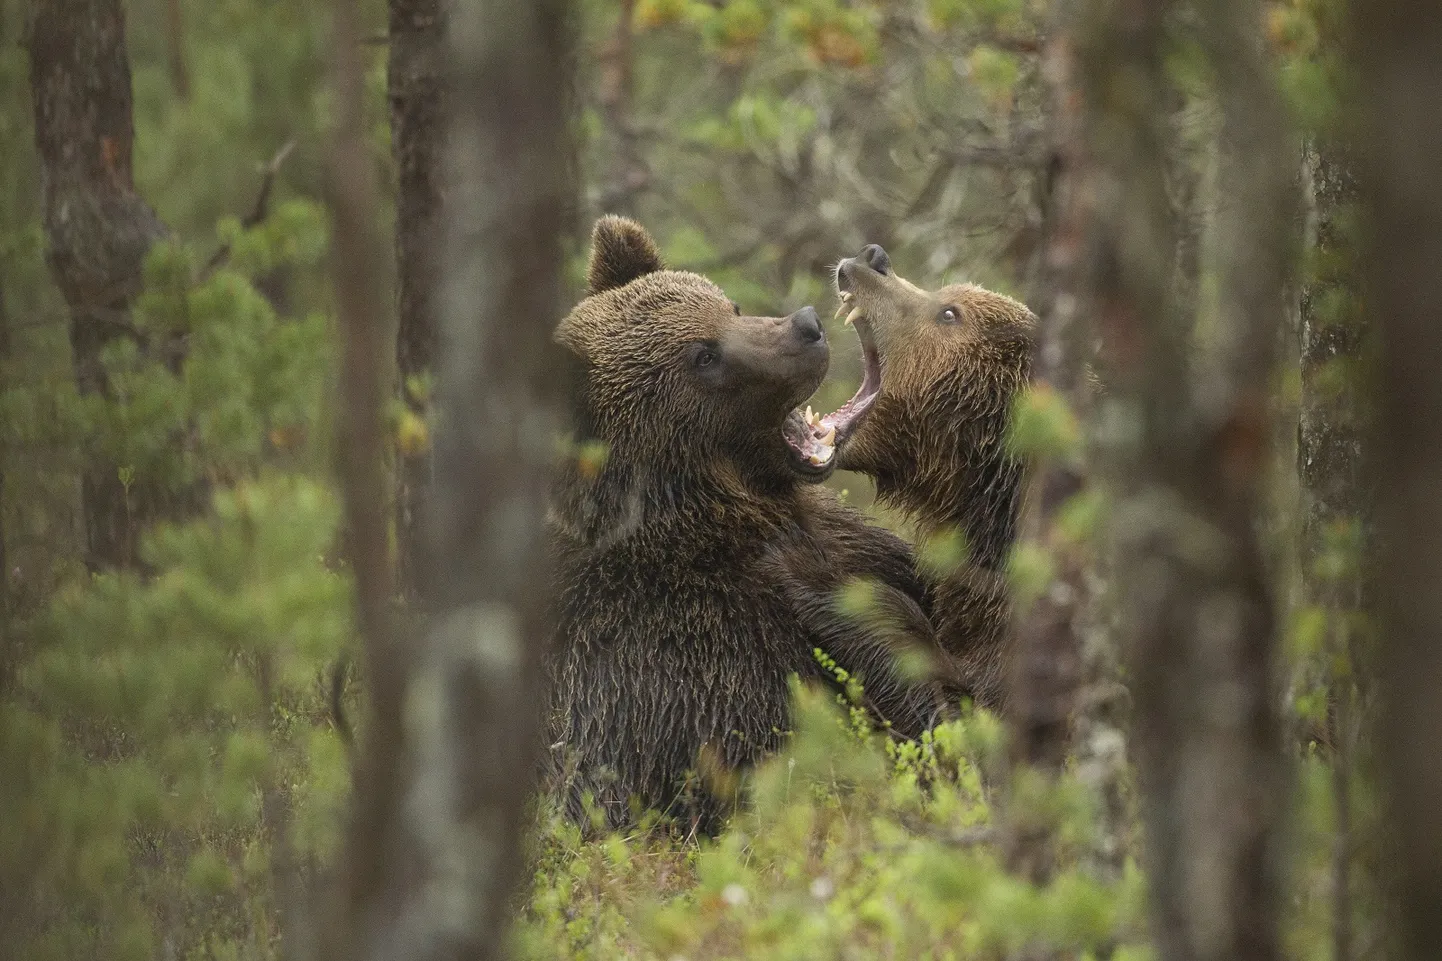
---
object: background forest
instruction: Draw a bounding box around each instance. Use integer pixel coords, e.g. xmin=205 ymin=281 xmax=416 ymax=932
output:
xmin=0 ymin=0 xmax=1435 ymax=960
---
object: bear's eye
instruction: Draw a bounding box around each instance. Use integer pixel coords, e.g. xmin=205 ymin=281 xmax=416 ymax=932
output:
xmin=694 ymin=347 xmax=717 ymax=369
xmin=939 ymin=306 xmax=960 ymax=325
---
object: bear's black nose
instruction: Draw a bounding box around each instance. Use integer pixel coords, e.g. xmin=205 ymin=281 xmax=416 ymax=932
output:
xmin=791 ymin=306 xmax=823 ymax=343
xmin=860 ymin=244 xmax=891 ymax=275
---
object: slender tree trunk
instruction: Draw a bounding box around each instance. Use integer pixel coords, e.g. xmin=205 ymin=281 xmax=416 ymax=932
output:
xmin=397 ymin=0 xmax=574 ymax=951
xmin=165 ymin=0 xmax=189 ymax=99
xmin=390 ymin=0 xmax=445 ymax=599
xmin=28 ymin=0 xmax=171 ymax=571
xmin=1083 ymin=0 xmax=1292 ymax=958
xmin=1005 ymin=0 xmax=1088 ymax=887
xmin=597 ymin=0 xmax=647 ymax=215
xmin=321 ymin=0 xmax=408 ymax=958
xmin=1299 ymin=147 xmax=1364 ymax=569
xmin=1300 ymin=139 xmax=1364 ymax=961
xmin=0 ymin=270 xmax=9 ymax=693
xmin=1354 ymin=2 xmax=1442 ymax=959
xmin=325 ymin=0 xmax=574 ymax=958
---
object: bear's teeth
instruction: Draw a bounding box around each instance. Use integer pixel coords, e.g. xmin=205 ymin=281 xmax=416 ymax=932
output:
xmin=834 ymin=303 xmax=849 ymax=322
xmin=839 ymin=291 xmax=854 ymax=304
xmin=820 ymin=426 xmax=836 ymax=446
xmin=844 ymin=308 xmax=863 ymax=327
xmin=804 ymin=405 xmax=817 ymax=427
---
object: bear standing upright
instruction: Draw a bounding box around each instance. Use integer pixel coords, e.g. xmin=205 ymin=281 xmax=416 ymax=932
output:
xmin=832 ymin=244 xmax=1036 ymax=710
xmin=547 ymin=218 xmax=949 ymax=833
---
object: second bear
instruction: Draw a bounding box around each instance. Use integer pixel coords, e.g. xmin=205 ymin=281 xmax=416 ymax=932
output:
xmin=833 ymin=244 xmax=1035 ymax=709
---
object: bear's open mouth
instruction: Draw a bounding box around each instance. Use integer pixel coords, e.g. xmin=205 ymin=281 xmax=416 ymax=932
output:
xmin=781 ymin=295 xmax=882 ymax=476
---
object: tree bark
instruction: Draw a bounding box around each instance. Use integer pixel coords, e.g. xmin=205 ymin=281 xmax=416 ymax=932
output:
xmin=0 ymin=270 xmax=9 ymax=692
xmin=1354 ymin=2 xmax=1442 ymax=959
xmin=1299 ymin=147 xmax=1365 ymax=569
xmin=403 ymin=0 xmax=574 ymax=950
xmin=322 ymin=0 xmax=408 ymax=959
xmin=390 ymin=0 xmax=445 ymax=599
xmin=1299 ymin=139 xmax=1364 ymax=961
xmin=1082 ymin=0 xmax=1292 ymax=958
xmin=326 ymin=0 xmax=574 ymax=958
xmin=596 ymin=0 xmax=648 ymax=216
xmin=402 ymin=0 xmax=573 ymax=948
xmin=1005 ymin=0 xmax=1089 ymax=887
xmin=28 ymin=0 xmax=171 ymax=571
xmin=165 ymin=0 xmax=189 ymax=99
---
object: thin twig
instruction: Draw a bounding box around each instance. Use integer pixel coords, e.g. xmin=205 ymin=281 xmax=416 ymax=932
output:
xmin=202 ymin=138 xmax=298 ymax=278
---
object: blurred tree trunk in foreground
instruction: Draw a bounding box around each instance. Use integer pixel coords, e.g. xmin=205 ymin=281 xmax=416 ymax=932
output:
xmin=1299 ymin=145 xmax=1364 ymax=586
xmin=1083 ymin=0 xmax=1293 ymax=958
xmin=1005 ymin=0 xmax=1088 ymax=887
xmin=1297 ymin=9 xmax=1369 ymax=960
xmin=1300 ymin=137 xmax=1366 ymax=961
xmin=0 ymin=272 xmax=8 ymax=686
xmin=596 ymin=0 xmax=647 ymax=216
xmin=28 ymin=0 xmax=172 ymax=571
xmin=323 ymin=0 xmax=406 ymax=958
xmin=325 ymin=0 xmax=574 ymax=958
xmin=400 ymin=0 xmax=573 ymax=952
xmin=1356 ymin=2 xmax=1442 ymax=959
xmin=390 ymin=0 xmax=445 ymax=599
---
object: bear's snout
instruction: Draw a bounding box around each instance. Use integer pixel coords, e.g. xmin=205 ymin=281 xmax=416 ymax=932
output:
xmin=789 ymin=306 xmax=823 ymax=344
xmin=859 ymin=244 xmax=892 ymax=275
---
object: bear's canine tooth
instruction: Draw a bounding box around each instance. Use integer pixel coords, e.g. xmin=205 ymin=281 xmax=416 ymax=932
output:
xmin=844 ymin=308 xmax=863 ymax=327
xmin=820 ymin=426 xmax=836 ymax=447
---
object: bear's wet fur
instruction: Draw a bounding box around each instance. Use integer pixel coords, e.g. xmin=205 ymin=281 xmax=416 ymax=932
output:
xmin=546 ymin=218 xmax=951 ymax=833
xmin=833 ymin=244 xmax=1035 ymax=710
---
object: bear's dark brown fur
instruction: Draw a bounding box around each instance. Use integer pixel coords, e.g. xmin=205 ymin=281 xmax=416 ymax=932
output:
xmin=546 ymin=219 xmax=951 ymax=832
xmin=833 ymin=244 xmax=1035 ymax=709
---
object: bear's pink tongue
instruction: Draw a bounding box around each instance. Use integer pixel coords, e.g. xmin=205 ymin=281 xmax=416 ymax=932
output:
xmin=818 ymin=308 xmax=882 ymax=441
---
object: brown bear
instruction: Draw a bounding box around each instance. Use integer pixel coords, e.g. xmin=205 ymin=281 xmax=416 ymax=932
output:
xmin=546 ymin=218 xmax=951 ymax=833
xmin=831 ymin=244 xmax=1035 ymax=709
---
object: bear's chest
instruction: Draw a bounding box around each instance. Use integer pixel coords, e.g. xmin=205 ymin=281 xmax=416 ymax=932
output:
xmin=557 ymin=532 xmax=809 ymax=665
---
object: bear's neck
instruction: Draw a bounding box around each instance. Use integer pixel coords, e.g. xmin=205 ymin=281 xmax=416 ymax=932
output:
xmin=878 ymin=378 xmax=1026 ymax=573
xmin=553 ymin=457 xmax=799 ymax=551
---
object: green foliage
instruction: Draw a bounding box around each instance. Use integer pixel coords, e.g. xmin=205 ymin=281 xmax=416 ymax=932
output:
xmin=966 ymin=45 xmax=1022 ymax=109
xmin=518 ymin=684 xmax=1152 ymax=961
xmin=1 ymin=106 xmax=347 ymax=954
xmin=0 ymin=0 xmax=1389 ymax=957
xmin=5 ymin=472 xmax=352 ymax=958
xmin=1008 ymin=383 xmax=1083 ymax=464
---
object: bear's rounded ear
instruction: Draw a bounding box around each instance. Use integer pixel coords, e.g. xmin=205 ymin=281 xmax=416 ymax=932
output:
xmin=587 ymin=215 xmax=665 ymax=295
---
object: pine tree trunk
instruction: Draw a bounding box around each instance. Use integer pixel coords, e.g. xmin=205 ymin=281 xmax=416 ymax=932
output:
xmin=0 ymin=270 xmax=9 ymax=691
xmin=28 ymin=0 xmax=171 ymax=571
xmin=407 ymin=0 xmax=574 ymax=941
xmin=1299 ymin=139 xmax=1364 ymax=961
xmin=1082 ymin=0 xmax=1292 ymax=957
xmin=1355 ymin=2 xmax=1442 ymax=958
xmin=323 ymin=0 xmax=405 ymax=957
xmin=1005 ymin=0 xmax=1088 ymax=887
xmin=324 ymin=0 xmax=574 ymax=957
xmin=1299 ymin=145 xmax=1365 ymax=575
xmin=390 ymin=0 xmax=445 ymax=598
